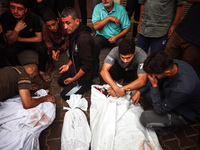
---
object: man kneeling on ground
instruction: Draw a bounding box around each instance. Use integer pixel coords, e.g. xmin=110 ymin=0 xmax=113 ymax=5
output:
xmin=132 ymin=51 xmax=200 ymax=134
xmin=100 ymin=39 xmax=147 ymax=97
xmin=0 ymin=63 xmax=56 ymax=109
xmin=58 ymin=7 xmax=98 ymax=100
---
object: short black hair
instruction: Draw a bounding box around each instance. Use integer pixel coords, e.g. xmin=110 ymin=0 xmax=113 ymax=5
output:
xmin=61 ymin=7 xmax=79 ymax=20
xmin=119 ymin=39 xmax=135 ymax=55
xmin=43 ymin=9 xmax=58 ymax=23
xmin=143 ymin=51 xmax=174 ymax=74
xmin=10 ymin=0 xmax=27 ymax=8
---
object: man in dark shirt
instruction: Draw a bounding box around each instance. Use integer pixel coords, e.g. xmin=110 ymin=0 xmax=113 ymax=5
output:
xmin=58 ymin=7 xmax=98 ymax=100
xmin=0 ymin=63 xmax=56 ymax=109
xmin=132 ymin=51 xmax=200 ymax=133
xmin=1 ymin=0 xmax=50 ymax=82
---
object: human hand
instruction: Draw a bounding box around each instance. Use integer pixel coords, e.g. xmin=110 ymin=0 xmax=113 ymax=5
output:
xmin=54 ymin=50 xmax=60 ymax=60
xmin=64 ymin=77 xmax=74 ymax=85
xmin=14 ymin=20 xmax=27 ymax=32
xmin=108 ymin=36 xmax=117 ymax=44
xmin=132 ymin=90 xmax=141 ymax=105
xmin=59 ymin=64 xmax=69 ymax=73
xmin=114 ymin=86 xmax=126 ymax=97
xmin=109 ymin=16 xmax=121 ymax=25
xmin=107 ymin=88 xmax=117 ymax=97
xmin=45 ymin=95 xmax=56 ymax=104
xmin=147 ymin=74 xmax=158 ymax=87
xmin=168 ymin=24 xmax=176 ymax=39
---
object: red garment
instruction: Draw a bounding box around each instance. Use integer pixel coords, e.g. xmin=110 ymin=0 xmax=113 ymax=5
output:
xmin=42 ymin=18 xmax=69 ymax=53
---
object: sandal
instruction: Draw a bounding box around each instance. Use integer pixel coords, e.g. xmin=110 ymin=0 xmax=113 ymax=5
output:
xmin=40 ymin=73 xmax=52 ymax=83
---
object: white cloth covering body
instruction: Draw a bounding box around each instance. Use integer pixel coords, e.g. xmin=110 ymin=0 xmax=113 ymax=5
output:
xmin=0 ymin=89 xmax=56 ymax=150
xmin=90 ymin=84 xmax=162 ymax=150
xmin=61 ymin=94 xmax=91 ymax=150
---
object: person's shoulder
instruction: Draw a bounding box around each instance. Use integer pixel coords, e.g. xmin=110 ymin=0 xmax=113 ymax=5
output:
xmin=108 ymin=46 xmax=119 ymax=57
xmin=77 ymin=25 xmax=92 ymax=38
xmin=114 ymin=2 xmax=126 ymax=10
xmin=135 ymin=47 xmax=147 ymax=57
xmin=26 ymin=10 xmax=40 ymax=19
xmin=1 ymin=10 xmax=12 ymax=21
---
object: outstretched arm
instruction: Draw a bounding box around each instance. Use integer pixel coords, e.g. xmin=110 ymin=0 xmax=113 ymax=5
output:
xmin=17 ymin=32 xmax=42 ymax=43
xmin=19 ymin=89 xmax=56 ymax=109
xmin=123 ymin=73 xmax=147 ymax=91
xmin=100 ymin=62 xmax=126 ymax=97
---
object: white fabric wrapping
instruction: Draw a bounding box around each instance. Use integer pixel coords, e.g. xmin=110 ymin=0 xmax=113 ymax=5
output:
xmin=0 ymin=90 xmax=56 ymax=150
xmin=90 ymin=84 xmax=162 ymax=150
xmin=61 ymin=94 xmax=91 ymax=150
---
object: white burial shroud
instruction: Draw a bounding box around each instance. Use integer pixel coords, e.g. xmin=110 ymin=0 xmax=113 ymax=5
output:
xmin=61 ymin=94 xmax=91 ymax=150
xmin=0 ymin=89 xmax=56 ymax=150
xmin=90 ymin=84 xmax=162 ymax=150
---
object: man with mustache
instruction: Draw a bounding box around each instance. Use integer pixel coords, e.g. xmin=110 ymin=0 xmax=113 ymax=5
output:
xmin=1 ymin=0 xmax=51 ymax=82
xmin=92 ymin=0 xmax=131 ymax=76
xmin=58 ymin=7 xmax=98 ymax=100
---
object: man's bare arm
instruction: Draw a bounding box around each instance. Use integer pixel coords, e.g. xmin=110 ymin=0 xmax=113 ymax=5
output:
xmin=168 ymin=4 xmax=185 ymax=38
xmin=100 ymin=63 xmax=126 ymax=96
xmin=5 ymin=20 xmax=27 ymax=44
xmin=137 ymin=4 xmax=144 ymax=33
xmin=17 ymin=32 xmax=42 ymax=43
xmin=108 ymin=27 xmax=130 ymax=43
xmin=19 ymin=89 xmax=56 ymax=109
xmin=123 ymin=73 xmax=147 ymax=91
xmin=93 ymin=16 xmax=121 ymax=31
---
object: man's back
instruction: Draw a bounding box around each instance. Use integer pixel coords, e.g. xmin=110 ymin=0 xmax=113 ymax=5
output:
xmin=0 ymin=66 xmax=32 ymax=101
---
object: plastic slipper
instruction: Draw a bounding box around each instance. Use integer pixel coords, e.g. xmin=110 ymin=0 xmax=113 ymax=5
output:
xmin=40 ymin=73 xmax=51 ymax=83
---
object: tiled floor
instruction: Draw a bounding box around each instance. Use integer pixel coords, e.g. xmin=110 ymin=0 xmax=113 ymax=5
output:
xmin=38 ymin=19 xmax=200 ymax=150
xmin=39 ymin=49 xmax=200 ymax=150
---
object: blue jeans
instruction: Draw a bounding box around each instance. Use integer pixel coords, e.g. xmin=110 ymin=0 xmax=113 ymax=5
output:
xmin=137 ymin=34 xmax=168 ymax=53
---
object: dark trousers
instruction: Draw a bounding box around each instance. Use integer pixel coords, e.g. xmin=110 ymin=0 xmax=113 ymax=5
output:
xmin=58 ymin=66 xmax=93 ymax=100
xmin=94 ymin=34 xmax=123 ymax=59
xmin=165 ymin=31 xmax=200 ymax=77
xmin=140 ymin=91 xmax=191 ymax=130
xmin=94 ymin=35 xmax=123 ymax=76
xmin=5 ymin=42 xmax=47 ymax=71
xmin=66 ymin=0 xmax=87 ymax=25
xmin=109 ymin=62 xmax=138 ymax=81
xmin=137 ymin=34 xmax=168 ymax=53
xmin=126 ymin=0 xmax=140 ymax=38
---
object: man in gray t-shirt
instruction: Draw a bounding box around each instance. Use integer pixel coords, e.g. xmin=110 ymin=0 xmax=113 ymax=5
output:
xmin=100 ymin=39 xmax=147 ymax=97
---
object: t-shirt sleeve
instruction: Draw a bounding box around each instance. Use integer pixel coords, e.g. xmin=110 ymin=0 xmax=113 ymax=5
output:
xmin=177 ymin=0 xmax=186 ymax=5
xmin=32 ymin=12 xmax=42 ymax=32
xmin=18 ymin=75 xmax=33 ymax=91
xmin=135 ymin=47 xmax=147 ymax=74
xmin=104 ymin=47 xmax=119 ymax=65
